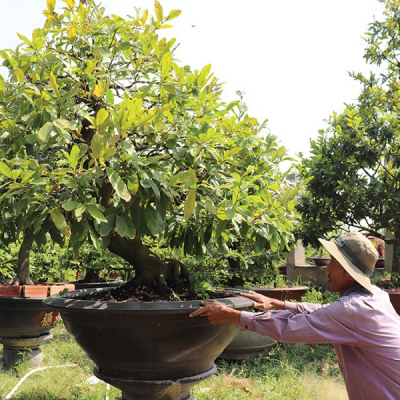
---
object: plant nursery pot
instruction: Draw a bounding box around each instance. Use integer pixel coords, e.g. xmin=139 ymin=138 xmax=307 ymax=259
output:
xmin=44 ymin=287 xmax=252 ymax=400
xmin=0 ymin=283 xmax=74 ymax=369
xmin=218 ymin=328 xmax=276 ymax=360
xmin=250 ymin=286 xmax=309 ymax=302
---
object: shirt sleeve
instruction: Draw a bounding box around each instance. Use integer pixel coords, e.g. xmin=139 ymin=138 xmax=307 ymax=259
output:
xmin=240 ymin=299 xmax=359 ymax=344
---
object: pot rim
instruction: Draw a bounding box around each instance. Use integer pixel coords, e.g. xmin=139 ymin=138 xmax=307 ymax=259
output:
xmin=43 ymin=287 xmax=253 ymax=312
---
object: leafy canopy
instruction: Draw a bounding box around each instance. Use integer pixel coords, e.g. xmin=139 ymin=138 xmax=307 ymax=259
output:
xmin=297 ymin=0 xmax=400 ymax=269
xmin=0 ymin=0 xmax=299 ymax=277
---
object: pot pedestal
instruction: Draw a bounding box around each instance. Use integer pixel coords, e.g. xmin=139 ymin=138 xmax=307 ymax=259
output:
xmin=96 ymin=365 xmax=216 ymax=400
xmin=0 ymin=333 xmax=53 ymax=369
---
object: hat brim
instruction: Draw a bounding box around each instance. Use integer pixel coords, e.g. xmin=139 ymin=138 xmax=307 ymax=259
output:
xmin=319 ymin=238 xmax=372 ymax=292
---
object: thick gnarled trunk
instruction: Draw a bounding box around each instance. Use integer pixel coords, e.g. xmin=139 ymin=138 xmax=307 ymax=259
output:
xmin=107 ymin=234 xmax=189 ymax=294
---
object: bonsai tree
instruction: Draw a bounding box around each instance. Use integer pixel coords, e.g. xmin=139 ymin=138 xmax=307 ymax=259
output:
xmin=296 ymin=0 xmax=400 ymax=272
xmin=0 ymin=0 xmax=299 ymax=293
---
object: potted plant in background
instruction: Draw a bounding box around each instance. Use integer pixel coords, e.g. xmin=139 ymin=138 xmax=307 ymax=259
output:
xmin=213 ymin=247 xmax=306 ymax=360
xmin=0 ymin=0 xmax=300 ymax=397
xmin=0 ymin=242 xmax=75 ymax=369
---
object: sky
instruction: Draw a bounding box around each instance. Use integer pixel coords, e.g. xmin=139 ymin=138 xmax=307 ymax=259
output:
xmin=0 ymin=0 xmax=386 ymax=164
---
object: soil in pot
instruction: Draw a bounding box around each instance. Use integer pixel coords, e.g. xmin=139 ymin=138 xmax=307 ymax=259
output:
xmin=79 ymin=283 xmax=242 ymax=302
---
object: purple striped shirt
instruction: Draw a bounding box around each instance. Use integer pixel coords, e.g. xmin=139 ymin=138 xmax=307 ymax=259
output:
xmin=240 ymin=285 xmax=400 ymax=400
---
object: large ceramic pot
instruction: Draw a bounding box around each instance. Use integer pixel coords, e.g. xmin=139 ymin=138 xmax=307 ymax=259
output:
xmin=251 ymin=286 xmax=309 ymax=302
xmin=219 ymin=328 xmax=276 ymax=360
xmin=44 ymin=287 xmax=252 ymax=400
xmin=0 ymin=283 xmax=74 ymax=369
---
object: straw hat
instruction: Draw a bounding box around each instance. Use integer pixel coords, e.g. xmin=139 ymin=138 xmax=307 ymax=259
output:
xmin=319 ymin=232 xmax=379 ymax=292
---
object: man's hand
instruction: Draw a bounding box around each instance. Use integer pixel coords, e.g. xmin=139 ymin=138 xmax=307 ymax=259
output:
xmin=189 ymin=301 xmax=241 ymax=325
xmin=240 ymin=291 xmax=285 ymax=311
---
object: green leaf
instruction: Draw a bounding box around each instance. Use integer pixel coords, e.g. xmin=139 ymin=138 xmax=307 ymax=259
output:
xmin=50 ymin=209 xmax=69 ymax=235
xmin=67 ymin=145 xmax=80 ymax=168
xmin=106 ymin=89 xmax=114 ymax=105
xmin=0 ymin=75 xmax=5 ymax=93
xmin=47 ymin=0 xmax=56 ymax=13
xmin=99 ymin=214 xmax=115 ymax=237
xmin=62 ymin=0 xmax=75 ymax=10
xmin=204 ymin=199 xmax=216 ymax=215
xmin=96 ymin=109 xmax=109 ymax=126
xmin=146 ymin=206 xmax=164 ymax=236
xmin=62 ymin=200 xmax=80 ymax=211
xmin=0 ymin=162 xmax=12 ymax=179
xmin=184 ymin=189 xmax=196 ymax=220
xmin=154 ymin=0 xmax=163 ymax=21
xmin=37 ymin=122 xmax=53 ymax=146
xmin=287 ymin=199 xmax=296 ymax=212
xmin=106 ymin=167 xmax=131 ymax=202
xmin=127 ymin=172 xmax=139 ymax=194
xmin=161 ymin=52 xmax=172 ymax=80
xmin=49 ymin=71 xmax=61 ymax=102
xmin=166 ymin=9 xmax=181 ymax=21
xmin=116 ymin=215 xmax=136 ymax=239
xmin=198 ymin=64 xmax=211 ymax=86
xmin=91 ymin=133 xmax=106 ymax=159
xmin=89 ymin=225 xmax=103 ymax=252
xmin=86 ymin=205 xmax=107 ymax=222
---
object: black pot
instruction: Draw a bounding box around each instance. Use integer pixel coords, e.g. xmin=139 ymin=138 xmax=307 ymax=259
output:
xmin=44 ymin=288 xmax=252 ymax=399
xmin=250 ymin=286 xmax=309 ymax=302
xmin=0 ymin=297 xmax=61 ymax=369
xmin=219 ymin=328 xmax=276 ymax=360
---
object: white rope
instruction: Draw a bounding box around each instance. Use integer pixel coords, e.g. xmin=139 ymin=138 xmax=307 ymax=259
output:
xmin=3 ymin=363 xmax=111 ymax=400
xmin=3 ymin=364 xmax=79 ymax=400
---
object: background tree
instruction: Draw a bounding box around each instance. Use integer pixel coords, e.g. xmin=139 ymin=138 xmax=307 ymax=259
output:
xmin=0 ymin=0 xmax=299 ymax=292
xmin=296 ymin=0 xmax=400 ymax=272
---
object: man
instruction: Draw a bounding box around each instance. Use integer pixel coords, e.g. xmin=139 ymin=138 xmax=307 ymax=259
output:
xmin=190 ymin=232 xmax=400 ymax=400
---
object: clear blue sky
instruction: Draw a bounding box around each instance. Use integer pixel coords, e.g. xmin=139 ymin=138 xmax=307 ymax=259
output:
xmin=1 ymin=0 xmax=386 ymax=163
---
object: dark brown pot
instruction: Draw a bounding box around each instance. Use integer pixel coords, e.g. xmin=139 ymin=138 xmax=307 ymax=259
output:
xmin=250 ymin=286 xmax=309 ymax=301
xmin=219 ymin=328 xmax=276 ymax=360
xmin=0 ymin=297 xmax=62 ymax=369
xmin=44 ymin=288 xmax=252 ymax=400
xmin=0 ymin=283 xmax=74 ymax=369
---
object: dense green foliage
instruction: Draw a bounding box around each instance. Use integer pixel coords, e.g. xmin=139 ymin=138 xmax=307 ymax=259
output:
xmin=0 ymin=0 xmax=299 ymax=289
xmin=297 ymin=0 xmax=400 ymax=271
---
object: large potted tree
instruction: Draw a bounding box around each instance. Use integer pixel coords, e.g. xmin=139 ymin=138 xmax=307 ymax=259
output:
xmin=0 ymin=0 xmax=299 ymax=397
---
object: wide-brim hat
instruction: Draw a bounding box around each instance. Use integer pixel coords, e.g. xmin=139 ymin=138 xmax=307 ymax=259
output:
xmin=319 ymin=232 xmax=379 ymax=293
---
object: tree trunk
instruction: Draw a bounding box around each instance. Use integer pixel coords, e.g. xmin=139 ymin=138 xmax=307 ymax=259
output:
xmin=391 ymin=235 xmax=400 ymax=274
xmin=15 ymin=229 xmax=34 ymax=285
xmin=107 ymin=234 xmax=189 ymax=294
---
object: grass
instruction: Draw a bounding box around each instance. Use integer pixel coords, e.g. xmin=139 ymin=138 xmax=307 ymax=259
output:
xmin=0 ymin=323 xmax=348 ymax=400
